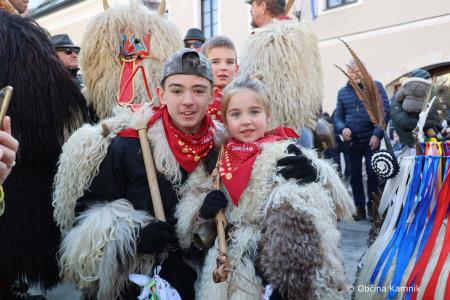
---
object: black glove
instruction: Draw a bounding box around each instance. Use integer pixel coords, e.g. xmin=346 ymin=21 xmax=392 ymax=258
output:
xmin=276 ymin=144 xmax=318 ymax=183
xmin=199 ymin=190 xmax=228 ymax=219
xmin=136 ymin=221 xmax=178 ymax=254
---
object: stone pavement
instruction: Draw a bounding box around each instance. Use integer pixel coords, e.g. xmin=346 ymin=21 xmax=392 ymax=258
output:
xmin=33 ymin=219 xmax=372 ymax=299
xmin=339 ymin=219 xmax=372 ymax=291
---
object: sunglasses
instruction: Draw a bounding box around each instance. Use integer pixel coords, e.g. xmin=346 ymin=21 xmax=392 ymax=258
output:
xmin=56 ymin=48 xmax=80 ymax=55
xmin=184 ymin=41 xmax=203 ymax=49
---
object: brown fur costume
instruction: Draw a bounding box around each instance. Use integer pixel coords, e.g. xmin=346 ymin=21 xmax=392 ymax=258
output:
xmin=0 ymin=11 xmax=87 ymax=291
xmin=257 ymin=203 xmax=323 ymax=299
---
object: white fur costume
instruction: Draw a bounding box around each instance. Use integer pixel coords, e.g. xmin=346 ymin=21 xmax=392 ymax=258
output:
xmin=180 ymin=140 xmax=355 ymax=300
xmin=239 ymin=19 xmax=323 ymax=130
xmin=53 ymin=105 xmax=217 ymax=299
xmin=80 ymin=1 xmax=182 ymax=119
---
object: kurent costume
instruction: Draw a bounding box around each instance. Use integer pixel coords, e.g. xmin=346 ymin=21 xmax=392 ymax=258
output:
xmin=52 ymin=2 xmax=187 ymax=299
xmin=239 ymin=18 xmax=323 ymax=131
xmin=190 ymin=136 xmax=355 ymax=299
xmin=79 ymin=0 xmax=182 ymax=119
xmin=355 ymin=78 xmax=450 ymax=299
xmin=355 ymin=143 xmax=450 ymax=300
xmin=0 ymin=11 xmax=87 ymax=298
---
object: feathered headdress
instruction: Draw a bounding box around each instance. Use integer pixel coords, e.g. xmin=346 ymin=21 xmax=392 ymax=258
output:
xmin=336 ymin=39 xmax=399 ymax=180
xmin=335 ymin=39 xmax=386 ymax=129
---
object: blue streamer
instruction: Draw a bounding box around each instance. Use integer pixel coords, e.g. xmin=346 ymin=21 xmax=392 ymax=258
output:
xmin=387 ymin=156 xmax=439 ymax=299
xmin=370 ymin=157 xmax=423 ymax=286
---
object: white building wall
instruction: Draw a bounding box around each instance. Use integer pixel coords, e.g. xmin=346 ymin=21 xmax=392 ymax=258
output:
xmin=36 ymin=0 xmax=450 ymax=113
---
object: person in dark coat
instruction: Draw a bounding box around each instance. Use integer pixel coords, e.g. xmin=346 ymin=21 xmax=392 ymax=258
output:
xmin=334 ymin=61 xmax=390 ymax=220
xmin=391 ymin=69 xmax=440 ymax=156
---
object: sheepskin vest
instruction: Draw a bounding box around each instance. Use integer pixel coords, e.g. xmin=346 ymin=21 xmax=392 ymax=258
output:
xmin=192 ymin=141 xmax=354 ymax=300
xmin=53 ymin=106 xmax=220 ymax=300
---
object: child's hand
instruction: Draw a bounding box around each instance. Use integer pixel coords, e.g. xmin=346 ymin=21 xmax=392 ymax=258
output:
xmin=199 ymin=190 xmax=228 ymax=219
xmin=276 ymin=144 xmax=317 ymax=183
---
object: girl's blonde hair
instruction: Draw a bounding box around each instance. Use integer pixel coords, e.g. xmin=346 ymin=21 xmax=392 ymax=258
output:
xmin=221 ymin=74 xmax=272 ymax=124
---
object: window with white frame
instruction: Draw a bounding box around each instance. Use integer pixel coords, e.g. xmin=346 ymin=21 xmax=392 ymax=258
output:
xmin=325 ymin=0 xmax=357 ymax=9
xmin=201 ymin=0 xmax=218 ymax=38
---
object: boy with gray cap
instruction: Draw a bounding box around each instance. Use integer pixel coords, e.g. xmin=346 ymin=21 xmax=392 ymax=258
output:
xmin=54 ymin=49 xmax=221 ymax=300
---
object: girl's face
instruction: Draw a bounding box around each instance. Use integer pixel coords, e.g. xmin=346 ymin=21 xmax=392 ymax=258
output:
xmin=225 ymin=88 xmax=270 ymax=143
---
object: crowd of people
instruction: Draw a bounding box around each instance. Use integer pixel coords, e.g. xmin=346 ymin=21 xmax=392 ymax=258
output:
xmin=0 ymin=0 xmax=449 ymax=299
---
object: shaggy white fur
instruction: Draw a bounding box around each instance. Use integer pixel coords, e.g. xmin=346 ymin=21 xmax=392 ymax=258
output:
xmin=53 ymin=110 xmax=132 ymax=234
xmin=53 ymin=103 xmax=223 ymax=299
xmin=196 ymin=141 xmax=350 ymax=299
xmin=175 ymin=165 xmax=215 ymax=249
xmin=58 ymin=199 xmax=154 ymax=300
xmin=80 ymin=1 xmax=182 ymax=118
xmin=239 ymin=20 xmax=323 ymax=130
xmin=301 ymin=147 xmax=355 ymax=221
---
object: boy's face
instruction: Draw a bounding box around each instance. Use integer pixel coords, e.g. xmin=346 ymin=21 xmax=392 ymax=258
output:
xmin=206 ymin=47 xmax=239 ymax=89
xmin=225 ymin=88 xmax=269 ymax=143
xmin=158 ymin=74 xmax=213 ymax=135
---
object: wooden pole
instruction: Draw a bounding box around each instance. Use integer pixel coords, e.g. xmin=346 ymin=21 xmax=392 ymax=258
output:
xmin=212 ymin=146 xmax=231 ymax=283
xmin=136 ymin=120 xmax=166 ymax=221
xmin=215 ymin=210 xmax=227 ymax=254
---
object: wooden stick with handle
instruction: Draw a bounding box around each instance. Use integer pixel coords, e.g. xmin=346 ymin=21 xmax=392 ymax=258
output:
xmin=136 ymin=120 xmax=166 ymax=221
xmin=212 ymin=146 xmax=231 ymax=283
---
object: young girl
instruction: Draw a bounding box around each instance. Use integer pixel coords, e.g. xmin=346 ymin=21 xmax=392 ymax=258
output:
xmin=176 ymin=76 xmax=354 ymax=300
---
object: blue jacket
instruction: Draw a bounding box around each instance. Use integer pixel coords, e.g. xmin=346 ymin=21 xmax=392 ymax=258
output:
xmin=334 ymin=81 xmax=390 ymax=145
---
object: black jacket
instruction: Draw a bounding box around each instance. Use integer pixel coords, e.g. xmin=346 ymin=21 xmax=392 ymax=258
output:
xmin=76 ymin=136 xmax=217 ymax=299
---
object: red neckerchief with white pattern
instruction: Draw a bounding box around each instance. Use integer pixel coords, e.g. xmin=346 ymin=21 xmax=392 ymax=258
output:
xmin=207 ymin=87 xmax=224 ymax=123
xmin=220 ymin=127 xmax=298 ymax=206
xmin=148 ymin=106 xmax=216 ymax=173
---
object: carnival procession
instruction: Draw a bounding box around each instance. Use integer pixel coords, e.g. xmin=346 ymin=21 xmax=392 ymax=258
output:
xmin=0 ymin=0 xmax=450 ymax=299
